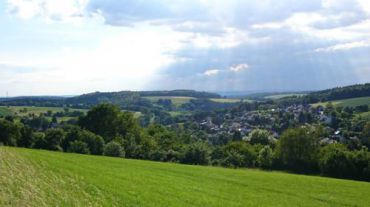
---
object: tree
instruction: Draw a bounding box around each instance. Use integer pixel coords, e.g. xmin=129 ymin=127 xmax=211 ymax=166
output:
xmin=0 ymin=119 xmax=22 ymax=146
xmin=104 ymin=141 xmax=125 ymax=157
xmin=319 ymin=144 xmax=353 ymax=178
xmin=79 ymin=130 xmax=105 ymax=155
xmin=247 ymin=129 xmax=274 ymax=145
xmin=18 ymin=125 xmax=34 ymax=148
xmin=277 ymin=127 xmax=319 ymax=172
xmin=257 ymin=146 xmax=273 ymax=169
xmin=221 ymin=141 xmax=257 ymax=168
xmin=32 ymin=132 xmax=46 ymax=149
xmin=44 ymin=128 xmax=65 ymax=151
xmin=181 ymin=142 xmax=210 ymax=165
xmin=361 ymin=122 xmax=370 ymax=148
xmin=68 ymin=140 xmax=90 ymax=154
xmin=79 ymin=103 xmax=140 ymax=142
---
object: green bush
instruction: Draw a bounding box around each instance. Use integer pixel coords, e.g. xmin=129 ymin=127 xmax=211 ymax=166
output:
xmin=69 ymin=140 xmax=90 ymax=154
xmin=44 ymin=128 xmax=65 ymax=151
xmin=277 ymin=127 xmax=319 ymax=172
xmin=104 ymin=141 xmax=125 ymax=157
xmin=248 ymin=129 xmax=274 ymax=145
xmin=0 ymin=119 xmax=22 ymax=146
xmin=181 ymin=142 xmax=210 ymax=165
xmin=257 ymin=146 xmax=273 ymax=169
xmin=319 ymin=144 xmax=353 ymax=178
xmin=221 ymin=142 xmax=257 ymax=168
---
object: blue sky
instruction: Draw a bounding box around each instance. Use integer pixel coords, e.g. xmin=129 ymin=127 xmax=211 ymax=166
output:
xmin=0 ymin=0 xmax=370 ymax=96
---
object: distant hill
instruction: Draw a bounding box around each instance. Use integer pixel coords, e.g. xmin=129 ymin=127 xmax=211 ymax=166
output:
xmin=138 ymin=90 xmax=221 ymax=98
xmin=307 ymin=83 xmax=370 ymax=102
xmin=1 ymin=84 xmax=369 ymax=108
xmin=277 ymin=83 xmax=370 ymax=105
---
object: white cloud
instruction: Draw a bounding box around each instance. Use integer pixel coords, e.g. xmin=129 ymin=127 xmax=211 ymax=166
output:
xmin=229 ymin=63 xmax=249 ymax=72
xmin=315 ymin=40 xmax=370 ymax=52
xmin=6 ymin=0 xmax=88 ymax=22
xmin=2 ymin=0 xmax=370 ymax=94
xmin=204 ymin=69 xmax=220 ymax=76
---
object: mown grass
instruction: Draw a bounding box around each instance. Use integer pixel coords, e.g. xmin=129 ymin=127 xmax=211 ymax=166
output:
xmin=312 ymin=97 xmax=370 ymax=108
xmin=1 ymin=147 xmax=370 ymax=207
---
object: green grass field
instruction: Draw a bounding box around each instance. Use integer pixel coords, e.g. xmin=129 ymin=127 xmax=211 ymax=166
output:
xmin=312 ymin=97 xmax=370 ymax=108
xmin=209 ymin=98 xmax=244 ymax=103
xmin=144 ymin=96 xmax=247 ymax=106
xmin=0 ymin=107 xmax=13 ymax=116
xmin=144 ymin=96 xmax=195 ymax=106
xmin=1 ymin=147 xmax=369 ymax=207
xmin=0 ymin=106 xmax=87 ymax=117
xmin=356 ymin=111 xmax=370 ymax=120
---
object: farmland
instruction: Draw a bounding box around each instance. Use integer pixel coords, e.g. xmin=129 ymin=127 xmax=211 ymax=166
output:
xmin=144 ymin=96 xmax=248 ymax=105
xmin=0 ymin=106 xmax=87 ymax=117
xmin=143 ymin=96 xmax=195 ymax=106
xmin=1 ymin=147 xmax=370 ymax=207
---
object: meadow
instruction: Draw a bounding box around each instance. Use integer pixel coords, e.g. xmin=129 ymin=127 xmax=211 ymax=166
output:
xmin=144 ymin=96 xmax=246 ymax=106
xmin=0 ymin=106 xmax=87 ymax=117
xmin=144 ymin=96 xmax=196 ymax=106
xmin=1 ymin=147 xmax=370 ymax=207
xmin=356 ymin=111 xmax=370 ymax=120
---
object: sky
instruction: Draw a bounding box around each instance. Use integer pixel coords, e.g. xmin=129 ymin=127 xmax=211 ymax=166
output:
xmin=0 ymin=0 xmax=370 ymax=96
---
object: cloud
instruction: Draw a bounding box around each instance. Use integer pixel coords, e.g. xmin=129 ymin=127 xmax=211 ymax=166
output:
xmin=229 ymin=63 xmax=249 ymax=72
xmin=204 ymin=69 xmax=220 ymax=76
xmin=3 ymin=0 xmax=370 ymax=93
xmin=6 ymin=0 xmax=88 ymax=22
xmin=315 ymin=40 xmax=370 ymax=52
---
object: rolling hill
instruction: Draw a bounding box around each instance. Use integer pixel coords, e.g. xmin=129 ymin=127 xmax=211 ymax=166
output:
xmin=1 ymin=147 xmax=369 ymax=207
xmin=312 ymin=97 xmax=370 ymax=108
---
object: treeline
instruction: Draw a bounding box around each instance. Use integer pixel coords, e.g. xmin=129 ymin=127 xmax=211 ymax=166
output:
xmin=277 ymin=83 xmax=370 ymax=106
xmin=0 ymin=97 xmax=65 ymax=107
xmin=309 ymin=83 xmax=370 ymax=102
xmin=1 ymin=103 xmax=370 ymax=181
xmin=0 ymin=90 xmax=220 ymax=107
xmin=139 ymin=90 xmax=221 ymax=98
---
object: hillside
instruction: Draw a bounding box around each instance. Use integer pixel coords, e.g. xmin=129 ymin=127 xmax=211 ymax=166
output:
xmin=275 ymin=83 xmax=370 ymax=106
xmin=308 ymin=83 xmax=370 ymax=102
xmin=1 ymin=147 xmax=370 ymax=207
xmin=312 ymin=97 xmax=370 ymax=108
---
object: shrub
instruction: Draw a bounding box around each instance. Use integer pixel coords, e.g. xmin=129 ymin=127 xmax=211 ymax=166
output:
xmin=32 ymin=132 xmax=46 ymax=149
xmin=319 ymin=144 xmax=354 ymax=178
xmin=277 ymin=127 xmax=319 ymax=172
xmin=104 ymin=141 xmax=125 ymax=157
xmin=247 ymin=129 xmax=274 ymax=145
xmin=257 ymin=146 xmax=273 ymax=169
xmin=181 ymin=142 xmax=210 ymax=165
xmin=0 ymin=119 xmax=22 ymax=146
xmin=79 ymin=130 xmax=105 ymax=155
xmin=44 ymin=128 xmax=65 ymax=151
xmin=69 ymin=140 xmax=90 ymax=154
xmin=221 ymin=142 xmax=257 ymax=168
